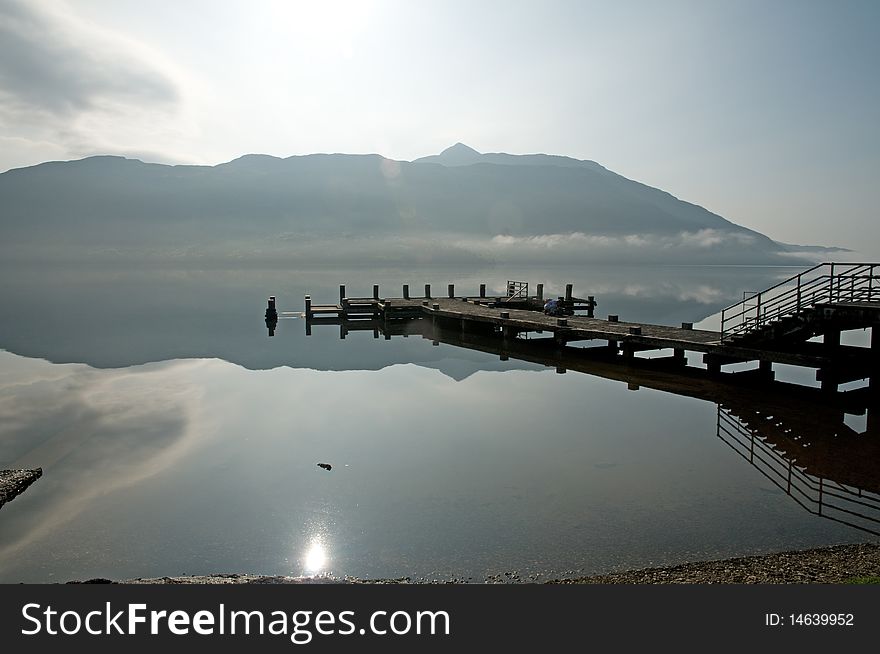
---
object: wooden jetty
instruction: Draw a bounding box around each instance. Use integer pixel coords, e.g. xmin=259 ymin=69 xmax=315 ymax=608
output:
xmin=298 ymin=263 xmax=880 ymax=394
xmin=286 ymin=263 xmax=880 ymax=535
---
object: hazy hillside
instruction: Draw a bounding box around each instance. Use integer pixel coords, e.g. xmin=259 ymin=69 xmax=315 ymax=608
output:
xmin=0 ymin=144 xmax=807 ymax=264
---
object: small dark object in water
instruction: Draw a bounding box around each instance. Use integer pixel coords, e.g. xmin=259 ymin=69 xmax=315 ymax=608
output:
xmin=317 ymin=463 xmax=332 ymax=471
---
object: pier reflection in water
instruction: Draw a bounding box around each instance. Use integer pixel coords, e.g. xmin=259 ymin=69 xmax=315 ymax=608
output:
xmin=717 ymin=406 xmax=880 ymax=536
xmin=307 ymin=314 xmax=880 ymax=537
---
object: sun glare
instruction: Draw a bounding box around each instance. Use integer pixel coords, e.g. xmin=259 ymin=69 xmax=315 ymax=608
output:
xmin=304 ymin=540 xmax=328 ymax=573
xmin=269 ymin=0 xmax=375 ymax=57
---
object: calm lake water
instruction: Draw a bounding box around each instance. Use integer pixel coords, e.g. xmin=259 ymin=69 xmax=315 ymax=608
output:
xmin=0 ymin=264 xmax=877 ymax=582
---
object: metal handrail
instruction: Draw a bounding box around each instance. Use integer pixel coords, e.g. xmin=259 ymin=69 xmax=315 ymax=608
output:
xmin=720 ymin=262 xmax=879 ymax=342
xmin=505 ymin=281 xmax=529 ymax=300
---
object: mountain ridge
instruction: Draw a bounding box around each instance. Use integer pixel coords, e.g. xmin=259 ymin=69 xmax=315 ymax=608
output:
xmin=0 ymin=144 xmax=818 ymax=264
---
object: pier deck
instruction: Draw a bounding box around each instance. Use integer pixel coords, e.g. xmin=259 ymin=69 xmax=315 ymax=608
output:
xmin=290 ymin=263 xmax=880 ymax=391
xmin=306 ymin=295 xmax=872 ymax=371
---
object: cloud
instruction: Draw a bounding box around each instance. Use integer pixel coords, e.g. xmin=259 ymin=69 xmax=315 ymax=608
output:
xmin=0 ymin=0 xmax=184 ymax=168
xmin=0 ymin=0 xmax=178 ymax=114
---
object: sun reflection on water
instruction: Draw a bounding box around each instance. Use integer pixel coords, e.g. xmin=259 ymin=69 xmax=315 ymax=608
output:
xmin=303 ymin=539 xmax=328 ymax=574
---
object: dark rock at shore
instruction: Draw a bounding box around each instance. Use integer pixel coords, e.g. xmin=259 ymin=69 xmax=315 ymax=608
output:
xmin=0 ymin=468 xmax=42 ymax=510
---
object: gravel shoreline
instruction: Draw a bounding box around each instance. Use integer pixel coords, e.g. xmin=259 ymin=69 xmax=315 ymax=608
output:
xmin=95 ymin=542 xmax=880 ymax=585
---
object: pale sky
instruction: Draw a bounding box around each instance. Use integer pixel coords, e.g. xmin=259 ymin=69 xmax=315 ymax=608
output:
xmin=0 ymin=0 xmax=877 ymax=253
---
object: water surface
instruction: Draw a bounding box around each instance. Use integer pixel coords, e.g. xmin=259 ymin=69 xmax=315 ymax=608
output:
xmin=0 ymin=264 xmax=876 ymax=582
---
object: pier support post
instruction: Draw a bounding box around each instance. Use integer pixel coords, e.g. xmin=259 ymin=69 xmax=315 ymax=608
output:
xmin=403 ymin=284 xmax=410 ymax=299
xmin=339 ymin=285 xmax=346 ymax=304
xmin=304 ymin=295 xmax=312 ymax=320
xmin=870 ymin=326 xmax=880 ymax=372
xmin=565 ymin=284 xmax=573 ymax=303
xmin=305 ymin=321 xmax=311 ymax=336
xmin=586 ymin=296 xmax=596 ymax=318
xmin=425 ymin=284 xmax=431 ymax=299
xmin=448 ymin=284 xmax=455 ymax=298
xmin=673 ymin=348 xmax=686 ymax=364
xmin=373 ymin=284 xmax=380 ymax=300
xmin=705 ymin=355 xmax=722 ymax=375
xmin=820 ymin=373 xmax=838 ymax=394
xmin=480 ymin=284 xmax=486 ymax=298
xmin=870 ymin=327 xmax=880 ymax=406
xmin=607 ymin=339 xmax=618 ymax=353
xmin=759 ymin=359 xmax=774 ymax=380
xmin=824 ymin=328 xmax=840 ymax=350
xmin=537 ymin=284 xmax=544 ymax=301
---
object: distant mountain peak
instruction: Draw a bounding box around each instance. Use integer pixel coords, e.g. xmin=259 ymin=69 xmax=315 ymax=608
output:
xmin=440 ymin=142 xmax=480 ymax=156
xmin=428 ymin=142 xmax=483 ymax=166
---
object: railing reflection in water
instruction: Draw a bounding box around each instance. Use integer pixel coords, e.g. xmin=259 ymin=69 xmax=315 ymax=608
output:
xmin=717 ymin=406 xmax=880 ymax=536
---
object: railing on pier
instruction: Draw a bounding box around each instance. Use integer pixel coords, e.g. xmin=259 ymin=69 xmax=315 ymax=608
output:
xmin=716 ymin=406 xmax=880 ymax=536
xmin=505 ymin=281 xmax=529 ymax=300
xmin=720 ymin=262 xmax=880 ymax=342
